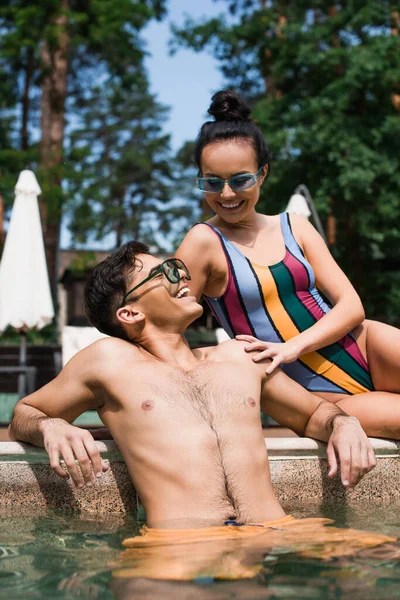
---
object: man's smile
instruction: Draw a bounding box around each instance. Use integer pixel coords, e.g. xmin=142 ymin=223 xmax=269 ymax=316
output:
xmin=174 ymin=286 xmax=190 ymax=299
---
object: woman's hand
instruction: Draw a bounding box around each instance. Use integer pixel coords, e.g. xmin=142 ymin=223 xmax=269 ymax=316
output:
xmin=236 ymin=335 xmax=302 ymax=374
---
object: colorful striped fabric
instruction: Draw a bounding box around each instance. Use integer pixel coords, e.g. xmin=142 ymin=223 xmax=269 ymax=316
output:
xmin=201 ymin=213 xmax=373 ymax=395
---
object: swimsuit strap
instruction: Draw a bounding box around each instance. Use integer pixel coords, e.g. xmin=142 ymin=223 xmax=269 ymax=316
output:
xmin=279 ymin=212 xmax=306 ymax=260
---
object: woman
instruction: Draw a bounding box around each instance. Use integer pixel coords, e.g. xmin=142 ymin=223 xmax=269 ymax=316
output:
xmin=176 ymin=89 xmax=400 ymax=439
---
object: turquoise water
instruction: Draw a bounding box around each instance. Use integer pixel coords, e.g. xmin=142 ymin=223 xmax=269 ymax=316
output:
xmin=1 ymin=504 xmax=400 ymax=599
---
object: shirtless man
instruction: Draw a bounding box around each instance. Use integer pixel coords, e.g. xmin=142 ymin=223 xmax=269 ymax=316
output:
xmin=9 ymin=242 xmax=376 ymax=528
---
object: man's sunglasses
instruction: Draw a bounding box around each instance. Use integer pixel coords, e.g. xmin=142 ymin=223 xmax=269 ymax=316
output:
xmin=196 ymin=166 xmax=264 ymax=193
xmin=120 ymin=258 xmax=191 ymax=307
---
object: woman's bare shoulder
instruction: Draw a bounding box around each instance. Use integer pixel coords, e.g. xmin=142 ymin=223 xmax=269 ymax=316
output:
xmin=179 ymin=222 xmax=221 ymax=248
xmin=286 ymin=213 xmax=319 ymax=249
xmin=288 ymin=213 xmax=318 ymax=235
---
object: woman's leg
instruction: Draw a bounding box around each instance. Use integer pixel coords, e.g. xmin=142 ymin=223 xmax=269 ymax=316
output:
xmin=319 ymin=319 xmax=400 ymax=439
xmin=337 ymin=392 xmax=400 ymax=439
xmin=365 ymin=319 xmax=400 ymax=393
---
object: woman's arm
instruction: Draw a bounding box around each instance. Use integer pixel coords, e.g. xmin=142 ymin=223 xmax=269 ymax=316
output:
xmin=288 ymin=214 xmax=365 ymax=355
xmin=175 ymin=224 xmax=227 ymax=300
xmin=239 ymin=216 xmax=365 ymax=372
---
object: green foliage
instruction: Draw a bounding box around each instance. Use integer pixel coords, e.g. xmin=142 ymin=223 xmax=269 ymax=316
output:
xmin=0 ymin=0 xmax=168 ymax=225
xmin=0 ymin=323 xmax=56 ymax=344
xmin=0 ymin=0 xmax=199 ymax=264
xmin=173 ymin=0 xmax=400 ymax=322
xmin=171 ymin=139 xmax=202 ymax=241
xmin=66 ymin=68 xmax=198 ymax=251
xmin=68 ymin=250 xmax=97 ymax=273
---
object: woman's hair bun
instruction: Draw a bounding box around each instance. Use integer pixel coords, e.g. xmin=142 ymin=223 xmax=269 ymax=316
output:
xmin=208 ymin=90 xmax=251 ymax=122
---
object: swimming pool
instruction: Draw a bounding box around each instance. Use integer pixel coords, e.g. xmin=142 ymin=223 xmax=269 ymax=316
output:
xmin=1 ymin=503 xmax=400 ymax=600
xmin=1 ymin=438 xmax=400 ymax=598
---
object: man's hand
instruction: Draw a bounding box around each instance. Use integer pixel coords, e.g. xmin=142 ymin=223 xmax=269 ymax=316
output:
xmin=236 ymin=335 xmax=302 ymax=374
xmin=41 ymin=418 xmax=109 ymax=488
xmin=327 ymin=415 xmax=376 ymax=489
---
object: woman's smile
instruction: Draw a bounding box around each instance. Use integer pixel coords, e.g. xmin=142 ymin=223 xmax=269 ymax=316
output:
xmin=217 ymin=199 xmax=246 ymax=211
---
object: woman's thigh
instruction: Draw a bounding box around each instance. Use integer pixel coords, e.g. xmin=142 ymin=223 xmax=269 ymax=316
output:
xmin=337 ymin=391 xmax=400 ymax=439
xmin=364 ymin=319 xmax=400 ymax=393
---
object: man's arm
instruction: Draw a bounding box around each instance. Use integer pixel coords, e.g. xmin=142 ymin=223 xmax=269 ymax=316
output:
xmin=9 ymin=343 xmax=109 ymax=487
xmin=260 ymin=368 xmax=376 ymax=489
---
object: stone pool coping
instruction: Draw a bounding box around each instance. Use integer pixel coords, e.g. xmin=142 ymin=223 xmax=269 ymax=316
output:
xmin=0 ymin=438 xmax=399 ymax=514
xmin=1 ymin=437 xmax=400 ymax=461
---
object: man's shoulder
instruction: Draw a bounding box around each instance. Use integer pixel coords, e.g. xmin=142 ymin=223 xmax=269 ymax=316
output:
xmin=204 ymin=339 xmax=267 ymax=378
xmin=203 ymin=339 xmax=252 ymax=362
xmin=64 ymin=336 xmax=140 ymax=374
xmin=89 ymin=335 xmax=137 ymax=355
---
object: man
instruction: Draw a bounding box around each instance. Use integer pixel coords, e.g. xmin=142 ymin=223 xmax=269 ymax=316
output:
xmin=9 ymin=242 xmax=376 ymax=529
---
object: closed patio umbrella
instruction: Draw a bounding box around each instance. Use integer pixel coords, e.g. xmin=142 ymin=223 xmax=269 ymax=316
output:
xmin=0 ymin=170 xmax=55 ymax=397
xmin=286 ymin=184 xmax=327 ymax=244
xmin=286 ymin=192 xmax=312 ymax=218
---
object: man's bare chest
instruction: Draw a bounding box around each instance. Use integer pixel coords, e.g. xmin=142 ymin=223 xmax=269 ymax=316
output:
xmin=106 ymin=360 xmax=261 ymax=425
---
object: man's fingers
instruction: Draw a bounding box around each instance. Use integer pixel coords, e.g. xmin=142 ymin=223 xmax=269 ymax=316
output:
xmin=48 ymin=444 xmax=69 ymax=479
xmin=48 ymin=439 xmax=108 ymax=486
xmin=326 ymin=441 xmax=337 ymax=478
xmin=360 ymin=442 xmax=371 ymax=476
xmin=348 ymin=444 xmax=361 ymax=488
xmin=83 ymin=435 xmax=104 ymax=479
xmin=338 ymin=447 xmax=351 ymax=489
xmin=73 ymin=441 xmax=95 ymax=485
xmin=330 ymin=418 xmax=377 ymax=489
xmin=43 ymin=423 xmax=110 ymax=488
xmin=60 ymin=446 xmax=84 ymax=488
xmin=368 ymin=447 xmax=377 ymax=472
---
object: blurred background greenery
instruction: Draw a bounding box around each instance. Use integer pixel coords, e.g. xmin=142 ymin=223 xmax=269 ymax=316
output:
xmin=1 ymin=0 xmax=400 ymax=338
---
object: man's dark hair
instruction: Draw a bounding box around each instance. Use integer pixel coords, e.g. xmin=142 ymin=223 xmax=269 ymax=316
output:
xmin=84 ymin=241 xmax=150 ymax=340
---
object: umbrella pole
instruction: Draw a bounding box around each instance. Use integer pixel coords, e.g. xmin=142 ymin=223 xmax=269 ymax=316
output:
xmin=17 ymin=331 xmax=27 ymax=398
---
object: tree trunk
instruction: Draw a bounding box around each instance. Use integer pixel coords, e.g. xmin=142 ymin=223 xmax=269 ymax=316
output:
xmin=261 ymin=0 xmax=285 ymax=99
xmin=21 ymin=46 xmax=34 ymax=152
xmin=391 ymin=10 xmax=400 ymax=111
xmin=326 ymin=197 xmax=336 ymax=246
xmin=39 ymin=0 xmax=70 ymax=296
xmin=116 ymin=226 xmax=123 ymax=249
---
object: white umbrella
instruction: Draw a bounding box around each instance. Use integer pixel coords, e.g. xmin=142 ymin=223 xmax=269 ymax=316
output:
xmin=286 ymin=192 xmax=312 ymax=218
xmin=0 ymin=170 xmax=55 ymax=396
xmin=286 ymin=185 xmax=328 ymax=244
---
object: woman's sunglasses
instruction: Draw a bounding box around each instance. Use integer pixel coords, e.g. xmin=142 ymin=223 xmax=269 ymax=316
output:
xmin=120 ymin=258 xmax=191 ymax=307
xmin=196 ymin=166 xmax=264 ymax=193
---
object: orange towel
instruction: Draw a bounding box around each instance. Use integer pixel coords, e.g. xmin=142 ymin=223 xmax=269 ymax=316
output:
xmin=112 ymin=517 xmax=396 ymax=581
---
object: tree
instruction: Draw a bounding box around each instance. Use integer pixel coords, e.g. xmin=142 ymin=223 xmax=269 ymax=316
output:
xmin=67 ymin=68 xmax=189 ymax=251
xmin=0 ymin=0 xmax=167 ymax=289
xmin=172 ymin=1 xmax=400 ymax=322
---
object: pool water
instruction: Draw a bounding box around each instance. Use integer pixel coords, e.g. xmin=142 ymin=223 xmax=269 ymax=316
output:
xmin=1 ymin=504 xmax=400 ymax=600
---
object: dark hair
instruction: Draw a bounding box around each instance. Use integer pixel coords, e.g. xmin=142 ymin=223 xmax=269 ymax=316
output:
xmin=194 ymin=90 xmax=272 ymax=171
xmin=84 ymin=241 xmax=150 ymax=340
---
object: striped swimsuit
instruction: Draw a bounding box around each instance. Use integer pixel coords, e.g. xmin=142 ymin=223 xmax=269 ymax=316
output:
xmin=201 ymin=213 xmax=373 ymax=395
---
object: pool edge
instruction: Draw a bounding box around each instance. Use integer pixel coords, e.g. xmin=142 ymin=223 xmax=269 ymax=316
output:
xmin=0 ymin=438 xmax=399 ymax=514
